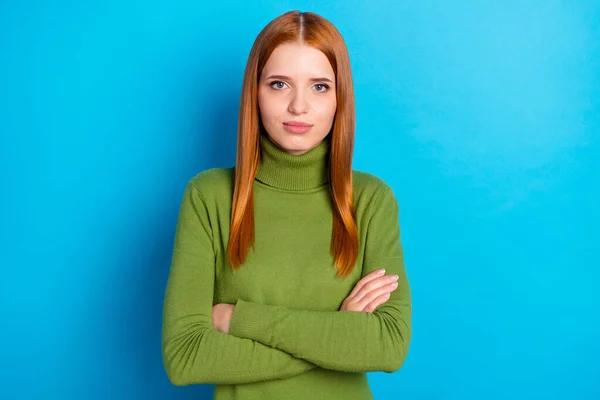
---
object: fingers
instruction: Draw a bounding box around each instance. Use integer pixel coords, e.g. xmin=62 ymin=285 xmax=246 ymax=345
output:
xmin=364 ymin=292 xmax=392 ymax=313
xmin=348 ymin=269 xmax=386 ymax=298
xmin=341 ymin=269 xmax=400 ymax=313
xmin=355 ymin=280 xmax=399 ymax=311
xmin=353 ymin=274 xmax=399 ymax=303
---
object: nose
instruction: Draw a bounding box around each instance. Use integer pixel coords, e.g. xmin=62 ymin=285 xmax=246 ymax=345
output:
xmin=288 ymin=88 xmax=309 ymax=115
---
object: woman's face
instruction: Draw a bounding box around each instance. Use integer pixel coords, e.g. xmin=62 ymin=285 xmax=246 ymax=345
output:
xmin=258 ymin=42 xmax=337 ymax=156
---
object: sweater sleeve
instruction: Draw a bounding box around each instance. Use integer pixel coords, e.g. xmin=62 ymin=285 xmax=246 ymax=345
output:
xmin=162 ymin=182 xmax=318 ymax=386
xmin=228 ymin=186 xmax=412 ymax=373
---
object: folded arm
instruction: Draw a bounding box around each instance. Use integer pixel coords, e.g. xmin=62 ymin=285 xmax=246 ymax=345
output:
xmin=229 ymin=186 xmax=412 ymax=373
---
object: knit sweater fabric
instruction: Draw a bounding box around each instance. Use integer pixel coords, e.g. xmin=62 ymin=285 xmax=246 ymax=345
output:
xmin=162 ymin=133 xmax=412 ymax=400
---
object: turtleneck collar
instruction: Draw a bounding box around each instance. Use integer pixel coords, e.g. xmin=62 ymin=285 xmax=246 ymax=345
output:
xmin=255 ymin=133 xmax=330 ymax=191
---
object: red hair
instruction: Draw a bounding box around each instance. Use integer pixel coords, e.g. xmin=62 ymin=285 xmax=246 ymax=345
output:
xmin=227 ymin=10 xmax=358 ymax=277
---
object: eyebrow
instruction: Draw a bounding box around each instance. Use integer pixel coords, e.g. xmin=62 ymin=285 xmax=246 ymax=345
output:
xmin=264 ymin=74 xmax=334 ymax=84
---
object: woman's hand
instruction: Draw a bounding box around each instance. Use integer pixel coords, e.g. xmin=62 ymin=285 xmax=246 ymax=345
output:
xmin=339 ymin=269 xmax=399 ymax=313
xmin=212 ymin=303 xmax=235 ymax=334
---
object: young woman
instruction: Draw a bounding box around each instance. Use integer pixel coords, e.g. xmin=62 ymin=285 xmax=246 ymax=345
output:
xmin=162 ymin=10 xmax=412 ymax=400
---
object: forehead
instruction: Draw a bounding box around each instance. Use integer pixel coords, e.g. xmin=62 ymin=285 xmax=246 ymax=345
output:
xmin=262 ymin=42 xmax=334 ymax=78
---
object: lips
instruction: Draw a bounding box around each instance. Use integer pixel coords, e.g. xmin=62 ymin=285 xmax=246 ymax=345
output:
xmin=283 ymin=121 xmax=313 ymax=134
xmin=284 ymin=121 xmax=313 ymax=127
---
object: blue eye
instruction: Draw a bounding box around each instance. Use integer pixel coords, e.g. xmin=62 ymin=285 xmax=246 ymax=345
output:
xmin=270 ymin=81 xmax=286 ymax=89
xmin=314 ymin=83 xmax=329 ymax=92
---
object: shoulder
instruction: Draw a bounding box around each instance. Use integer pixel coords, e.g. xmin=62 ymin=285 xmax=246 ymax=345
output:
xmin=187 ymin=167 xmax=235 ymax=200
xmin=352 ymin=170 xmax=399 ymax=218
xmin=352 ymin=169 xmax=394 ymax=197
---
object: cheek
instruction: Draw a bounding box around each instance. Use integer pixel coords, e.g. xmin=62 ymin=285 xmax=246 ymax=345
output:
xmin=315 ymin=97 xmax=337 ymax=122
xmin=258 ymin=92 xmax=280 ymax=122
xmin=257 ymin=92 xmax=266 ymax=117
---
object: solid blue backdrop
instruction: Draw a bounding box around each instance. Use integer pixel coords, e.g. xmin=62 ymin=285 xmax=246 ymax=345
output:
xmin=1 ymin=1 xmax=598 ymax=399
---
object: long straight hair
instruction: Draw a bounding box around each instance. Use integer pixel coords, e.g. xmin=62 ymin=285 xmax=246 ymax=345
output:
xmin=227 ymin=10 xmax=358 ymax=278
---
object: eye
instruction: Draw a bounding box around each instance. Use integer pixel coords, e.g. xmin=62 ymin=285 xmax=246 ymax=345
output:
xmin=314 ymin=83 xmax=330 ymax=92
xmin=269 ymin=81 xmax=287 ymax=89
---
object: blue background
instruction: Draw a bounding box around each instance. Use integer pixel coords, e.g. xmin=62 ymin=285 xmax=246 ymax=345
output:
xmin=1 ymin=1 xmax=598 ymax=399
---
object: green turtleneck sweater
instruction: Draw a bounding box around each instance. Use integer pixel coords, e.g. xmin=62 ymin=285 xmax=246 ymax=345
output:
xmin=162 ymin=134 xmax=412 ymax=399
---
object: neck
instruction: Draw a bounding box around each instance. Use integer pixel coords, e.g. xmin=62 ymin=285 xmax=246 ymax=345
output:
xmin=255 ymin=134 xmax=330 ymax=191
